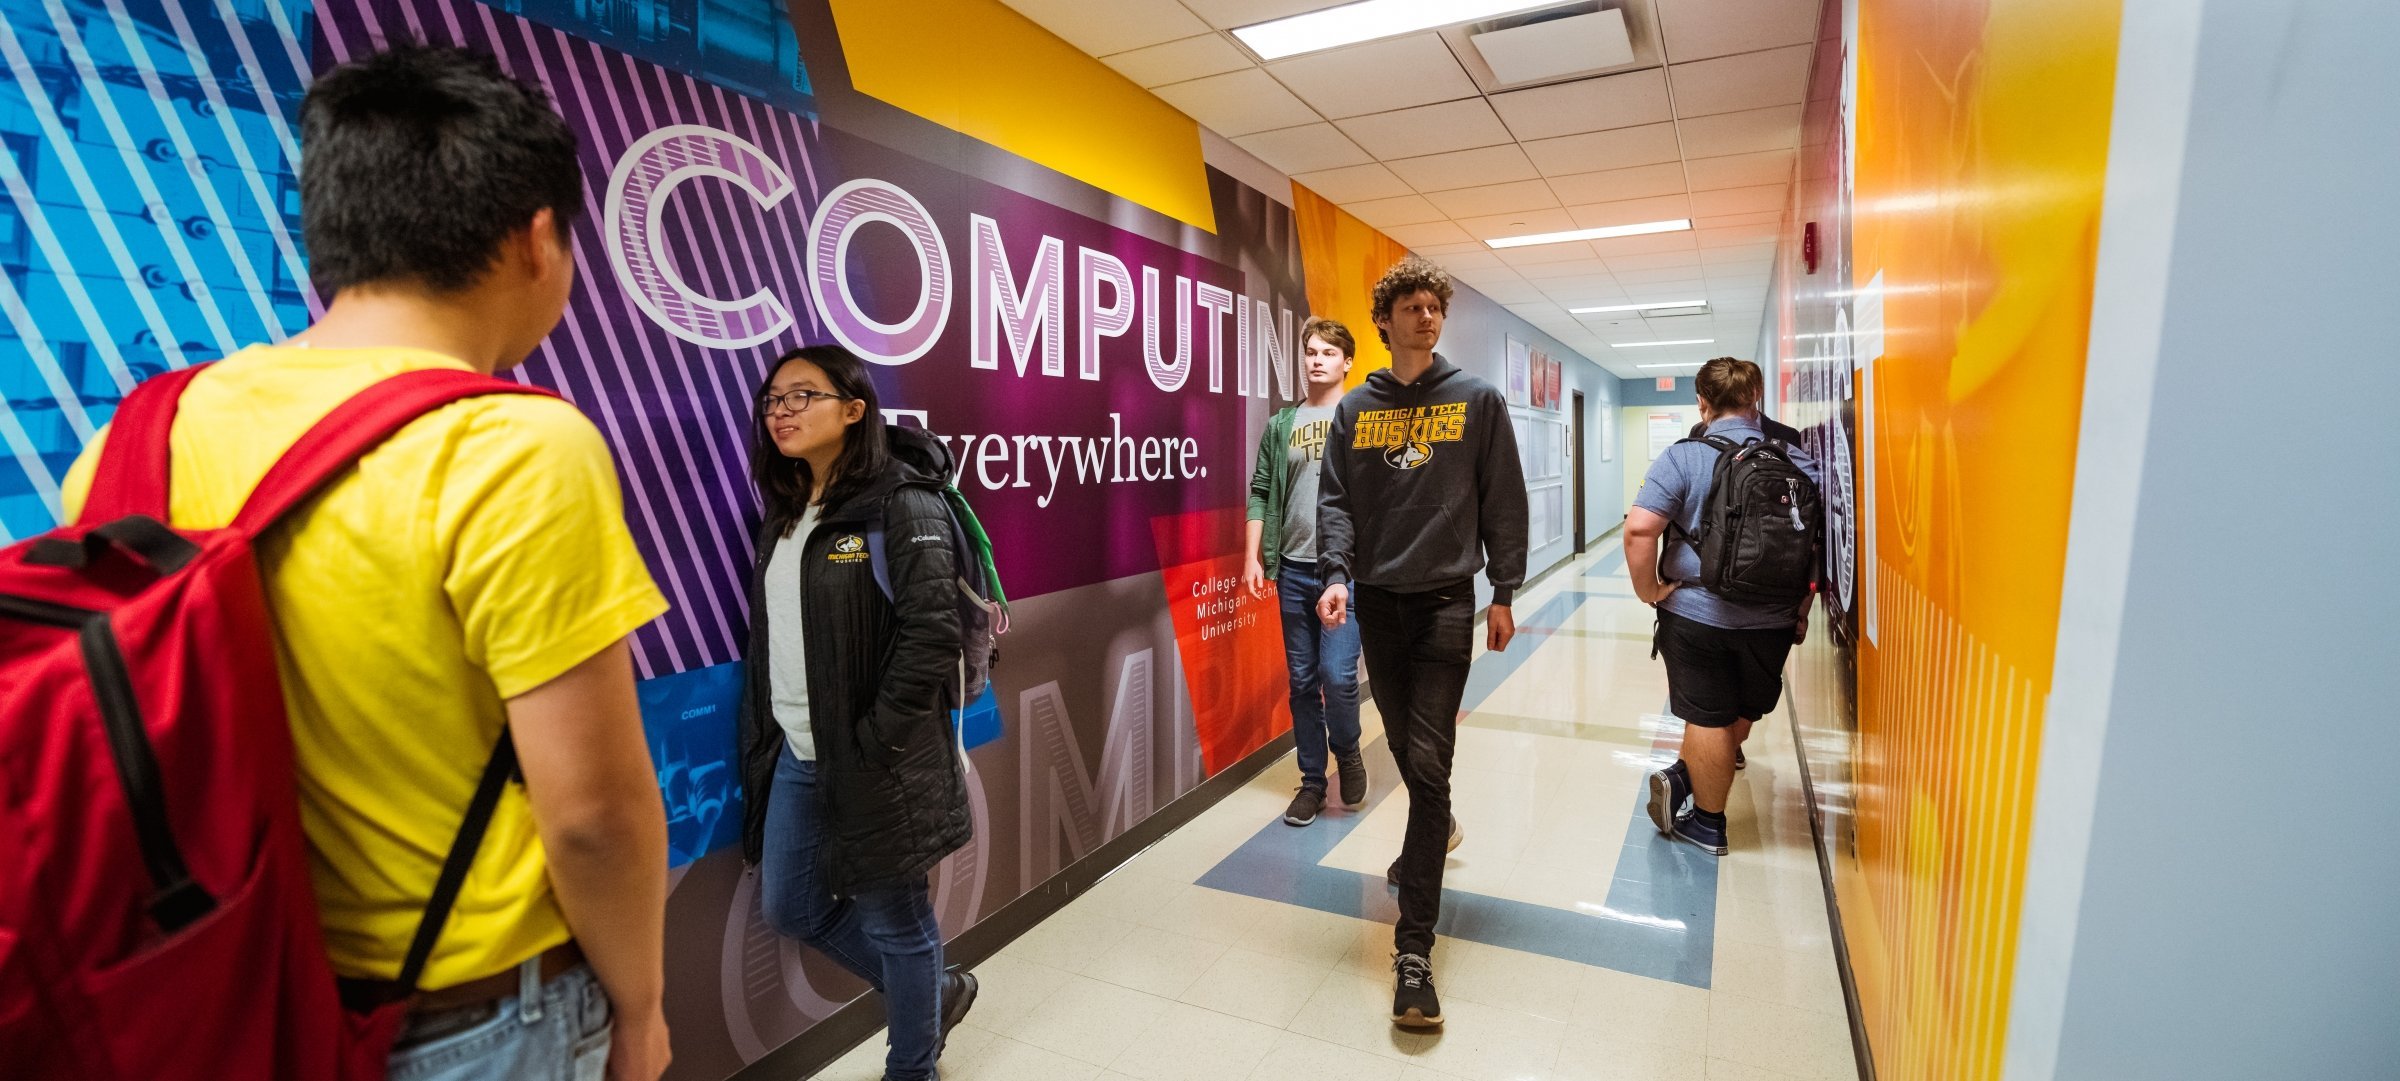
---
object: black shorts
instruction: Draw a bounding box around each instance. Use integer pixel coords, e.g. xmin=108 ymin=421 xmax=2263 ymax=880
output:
xmin=1654 ymin=610 xmax=1796 ymax=728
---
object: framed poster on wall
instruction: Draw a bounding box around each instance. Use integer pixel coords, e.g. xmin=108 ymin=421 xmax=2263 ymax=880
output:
xmin=1505 ymin=337 xmax=1531 ymax=407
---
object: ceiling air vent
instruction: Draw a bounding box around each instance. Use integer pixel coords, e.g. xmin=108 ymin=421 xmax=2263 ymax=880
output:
xmin=1469 ymin=6 xmax=1635 ymax=86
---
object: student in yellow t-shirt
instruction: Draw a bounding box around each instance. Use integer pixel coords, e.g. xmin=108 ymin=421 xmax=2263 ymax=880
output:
xmin=62 ymin=46 xmax=672 ymax=1081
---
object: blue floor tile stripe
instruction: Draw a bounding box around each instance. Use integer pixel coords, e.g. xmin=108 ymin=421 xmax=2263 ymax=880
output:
xmin=1193 ymin=575 xmax=1720 ymax=987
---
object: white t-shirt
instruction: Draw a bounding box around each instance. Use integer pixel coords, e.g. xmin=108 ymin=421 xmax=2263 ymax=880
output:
xmin=765 ymin=505 xmax=821 ymax=760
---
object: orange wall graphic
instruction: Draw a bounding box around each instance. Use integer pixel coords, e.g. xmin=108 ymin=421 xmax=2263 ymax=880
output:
xmin=1291 ymin=183 xmax=1414 ymax=387
xmin=1779 ymin=1 xmax=2125 ymax=1078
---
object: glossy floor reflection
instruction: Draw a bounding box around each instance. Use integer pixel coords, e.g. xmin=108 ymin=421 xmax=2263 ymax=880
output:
xmin=816 ymin=543 xmax=1860 ymax=1081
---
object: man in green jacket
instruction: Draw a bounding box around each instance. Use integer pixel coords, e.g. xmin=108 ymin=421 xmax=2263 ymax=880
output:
xmin=1245 ymin=317 xmax=1367 ymax=827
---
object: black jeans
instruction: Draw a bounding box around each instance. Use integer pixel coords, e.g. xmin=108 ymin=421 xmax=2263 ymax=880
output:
xmin=1355 ymin=580 xmax=1476 ymax=959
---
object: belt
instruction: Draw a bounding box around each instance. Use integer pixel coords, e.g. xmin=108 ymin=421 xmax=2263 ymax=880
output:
xmin=338 ymin=940 xmax=584 ymax=1015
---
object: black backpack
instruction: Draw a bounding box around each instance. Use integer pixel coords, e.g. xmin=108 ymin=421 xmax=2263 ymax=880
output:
xmin=1668 ymin=435 xmax=1822 ymax=605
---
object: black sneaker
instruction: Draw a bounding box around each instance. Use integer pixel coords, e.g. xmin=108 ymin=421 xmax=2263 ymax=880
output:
xmin=1283 ymin=786 xmax=1325 ymax=826
xmin=1735 ymin=746 xmax=1747 ymax=770
xmin=1446 ymin=814 xmax=1463 ymax=852
xmin=937 ymin=967 xmax=977 ymax=1057
xmin=1391 ymin=953 xmax=1442 ymax=1029
xmin=1646 ymin=761 xmax=1690 ymax=835
xmin=1336 ymin=751 xmax=1368 ymax=808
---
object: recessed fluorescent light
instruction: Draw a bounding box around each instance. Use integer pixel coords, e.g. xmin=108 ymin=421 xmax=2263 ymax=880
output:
xmin=1610 ymin=339 xmax=1715 ymax=348
xmin=1636 ymin=362 xmax=1705 ymax=369
xmin=1233 ymin=0 xmax=1559 ymax=61
xmin=1569 ymin=300 xmax=1708 ymax=314
xmin=1486 ymin=218 xmax=1691 ymax=250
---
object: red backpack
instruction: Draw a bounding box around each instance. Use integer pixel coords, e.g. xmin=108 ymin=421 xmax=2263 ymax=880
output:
xmin=0 ymin=364 xmax=554 ymax=1079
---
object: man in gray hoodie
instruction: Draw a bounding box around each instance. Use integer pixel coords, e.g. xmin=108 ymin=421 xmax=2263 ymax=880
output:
xmin=1315 ymin=256 xmax=1528 ymax=1031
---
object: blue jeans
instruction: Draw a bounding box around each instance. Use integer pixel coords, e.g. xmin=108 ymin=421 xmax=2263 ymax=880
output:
xmin=1278 ymin=559 xmax=1363 ymax=791
xmin=386 ymin=963 xmax=612 ymax=1081
xmin=761 ymin=751 xmax=945 ymax=1081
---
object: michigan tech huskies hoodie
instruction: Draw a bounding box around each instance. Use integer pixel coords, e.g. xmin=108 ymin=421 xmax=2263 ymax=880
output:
xmin=1318 ymin=354 xmax=1529 ymax=605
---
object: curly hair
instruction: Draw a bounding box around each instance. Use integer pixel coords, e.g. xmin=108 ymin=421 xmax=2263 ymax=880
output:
xmin=1369 ymin=256 xmax=1454 ymax=345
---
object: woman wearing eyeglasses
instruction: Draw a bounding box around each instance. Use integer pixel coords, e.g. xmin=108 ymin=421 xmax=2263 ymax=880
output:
xmin=735 ymin=345 xmax=976 ymax=1081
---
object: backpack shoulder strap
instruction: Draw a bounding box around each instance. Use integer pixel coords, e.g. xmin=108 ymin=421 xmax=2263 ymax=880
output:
xmin=232 ymin=369 xmax=557 ymax=536
xmin=78 ymin=364 xmax=212 ymax=524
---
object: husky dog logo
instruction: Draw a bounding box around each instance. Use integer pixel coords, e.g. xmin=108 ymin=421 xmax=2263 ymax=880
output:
xmin=829 ymin=534 xmax=869 ymax=563
xmin=835 ymin=535 xmax=865 ymax=554
xmin=1383 ymin=441 xmax=1434 ymax=469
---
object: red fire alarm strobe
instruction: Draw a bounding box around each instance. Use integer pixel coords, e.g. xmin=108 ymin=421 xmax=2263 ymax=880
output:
xmin=1803 ymin=221 xmax=1820 ymax=274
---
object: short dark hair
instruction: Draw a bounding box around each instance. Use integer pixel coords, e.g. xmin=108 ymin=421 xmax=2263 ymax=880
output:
xmin=1298 ymin=316 xmax=1356 ymax=359
xmin=1369 ymin=257 xmax=1454 ymax=345
xmin=752 ymin=345 xmax=892 ymax=539
xmin=299 ymin=45 xmax=583 ymax=293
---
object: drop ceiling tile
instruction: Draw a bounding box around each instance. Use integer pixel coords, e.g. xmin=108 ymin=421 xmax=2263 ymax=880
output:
xmin=1695 ymin=223 xmax=1778 ymax=248
xmin=1473 ymin=279 xmax=1556 ymax=305
xmin=1000 ymin=0 xmax=1213 ymax=56
xmin=1336 ymin=98 xmax=1515 ymax=159
xmin=1180 ymin=0 xmax=1329 ymax=29
xmin=1696 ymin=210 xmax=1787 ymax=230
xmin=1342 ymin=193 xmax=1447 ymax=229
xmin=1386 ymin=144 xmax=1541 ymax=192
xmin=1676 ymin=104 xmax=1803 ymax=158
xmin=1612 ymin=266 xmax=1714 ymax=285
xmin=1700 ymin=242 xmax=1778 ymax=264
xmin=1266 ymin=33 xmax=1479 ymax=119
xmin=1589 ymin=230 xmax=1700 ymax=258
xmin=1499 ymin=242 xmax=1604 ymax=267
xmin=1545 ymin=162 xmax=1692 ymax=205
xmin=1102 ymin=33 xmax=1255 ymax=86
xmin=1412 ymin=241 xmax=1494 ymax=256
xmin=1437 ymin=251 xmax=1513 ymax=272
xmin=1522 ymin=122 xmax=1682 ymax=176
xmin=1535 ymin=273 xmax=1623 ymax=296
xmin=1607 ymin=250 xmax=1705 ymax=272
xmin=1293 ymin=162 xmax=1413 ymax=202
xmin=1565 ymin=193 xmax=1696 ymax=229
xmin=1688 ymin=182 xmax=1790 ymax=217
xmin=1684 ymin=149 xmax=1796 ymax=190
xmin=1654 ymin=0 xmax=1821 ymax=62
xmin=1458 ymin=207 xmax=1581 ymax=242
xmin=1426 ymin=179 xmax=1563 ymax=219
xmin=1619 ymin=279 xmax=1711 ymax=301
xmin=1232 ymin=123 xmax=1372 ymax=174
xmin=1517 ymin=256 xmax=1618 ymax=280
xmin=1153 ymin=68 xmax=1322 ymax=136
xmin=1667 ymin=44 xmax=1815 ymax=118
xmin=1488 ymin=69 xmax=1672 ymax=142
xmin=1386 ymin=220 xmax=1476 ymax=247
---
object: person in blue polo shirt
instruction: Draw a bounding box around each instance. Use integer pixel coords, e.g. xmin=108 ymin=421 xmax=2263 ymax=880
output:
xmin=1624 ymin=357 xmax=1819 ymax=855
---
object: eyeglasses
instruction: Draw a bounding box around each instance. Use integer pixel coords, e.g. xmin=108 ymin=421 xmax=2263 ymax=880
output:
xmin=758 ymin=388 xmax=851 ymax=415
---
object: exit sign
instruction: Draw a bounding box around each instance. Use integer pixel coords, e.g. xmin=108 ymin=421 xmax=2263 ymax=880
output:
xmin=1656 ymin=377 xmax=1676 ymax=391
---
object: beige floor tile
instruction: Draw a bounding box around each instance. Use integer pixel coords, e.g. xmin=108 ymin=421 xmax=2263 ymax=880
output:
xmin=1246 ymin=1030 xmax=1408 ymax=1081
xmin=815 ymin=1032 xmax=888 ymax=1080
xmin=1178 ymin=945 xmax=1334 ymax=1027
xmin=1287 ymin=969 xmax=1434 ymax=1062
xmin=1011 ymin=973 xmax=1174 ymax=1067
xmin=1439 ymin=940 xmax=1592 ymax=1023
xmin=1705 ymin=1057 xmax=1815 ymax=1080
xmin=1707 ymin=938 xmax=1846 ymax=1018
xmin=1073 ymin=867 xmax=1191 ymax=927
xmin=943 ymin=1032 xmax=1107 ymax=1081
xmin=961 ymin=953 xmax=1075 ymax=1034
xmin=1107 ymin=1000 xmax=1284 ymax=1081
xmin=1704 ymin=992 xmax=1856 ymax=1078
xmin=1391 ymin=996 xmax=1567 ymax=1081
xmin=1554 ymin=1024 xmax=1709 ymax=1081
xmin=1081 ymin=924 xmax=1231 ymax=999
xmin=1711 ymin=898 xmax=1836 ymax=952
xmin=1135 ymin=883 xmax=1292 ymax=945
xmin=1567 ymin=965 xmax=1710 ymax=1047
xmin=1005 ymin=904 xmax=1137 ymax=973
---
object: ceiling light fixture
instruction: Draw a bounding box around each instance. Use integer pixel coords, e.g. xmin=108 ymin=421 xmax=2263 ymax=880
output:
xmin=1486 ymin=218 xmax=1691 ymax=250
xmin=1232 ymin=0 xmax=1560 ymax=61
xmin=1569 ymin=300 xmax=1708 ymax=314
xmin=1611 ymin=339 xmax=1715 ymax=348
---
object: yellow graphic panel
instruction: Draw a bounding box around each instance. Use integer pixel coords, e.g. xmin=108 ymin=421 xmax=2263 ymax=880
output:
xmin=1843 ymin=0 xmax=2123 ymax=1078
xmin=1292 ymin=183 xmax=1413 ymax=387
xmin=829 ymin=0 xmax=1216 ymax=232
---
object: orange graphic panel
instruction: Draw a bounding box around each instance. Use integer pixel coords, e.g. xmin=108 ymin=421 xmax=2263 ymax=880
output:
xmin=1151 ymin=508 xmax=1291 ymax=774
xmin=1292 ymin=183 xmax=1414 ymax=387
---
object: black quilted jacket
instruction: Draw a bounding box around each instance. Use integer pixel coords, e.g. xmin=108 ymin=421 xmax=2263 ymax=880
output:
xmin=738 ymin=427 xmax=971 ymax=896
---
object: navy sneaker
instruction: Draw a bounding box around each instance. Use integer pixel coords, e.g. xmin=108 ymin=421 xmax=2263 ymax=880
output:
xmin=1670 ymin=808 xmax=1728 ymax=856
xmin=1646 ymin=761 xmax=1691 ymax=835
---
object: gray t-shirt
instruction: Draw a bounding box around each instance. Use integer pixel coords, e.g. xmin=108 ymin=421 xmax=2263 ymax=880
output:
xmin=765 ymin=505 xmax=821 ymax=760
xmin=1281 ymin=404 xmax=1337 ymax=561
xmin=1634 ymin=417 xmax=1820 ymax=630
